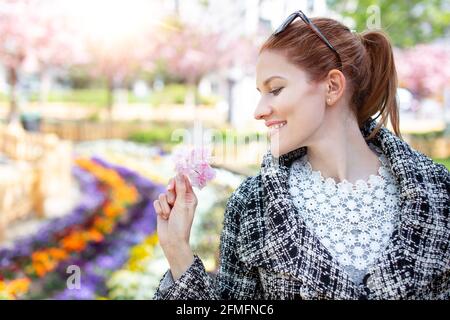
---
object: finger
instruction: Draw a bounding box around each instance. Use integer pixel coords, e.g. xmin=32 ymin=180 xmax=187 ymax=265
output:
xmin=175 ymin=174 xmax=186 ymax=201
xmin=153 ymin=199 xmax=166 ymax=220
xmin=156 ymin=214 xmax=167 ymax=232
xmin=158 ymin=194 xmax=171 ymax=218
xmin=153 ymin=199 xmax=161 ymax=215
xmin=167 ymin=178 xmax=175 ymax=191
xmin=166 ymin=189 xmax=176 ymax=206
xmin=184 ymin=174 xmax=194 ymax=193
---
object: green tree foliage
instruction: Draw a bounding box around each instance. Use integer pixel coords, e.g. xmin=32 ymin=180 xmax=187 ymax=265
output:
xmin=327 ymin=0 xmax=450 ymax=47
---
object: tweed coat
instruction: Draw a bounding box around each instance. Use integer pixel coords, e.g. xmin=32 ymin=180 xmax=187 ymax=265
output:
xmin=154 ymin=117 xmax=450 ymax=300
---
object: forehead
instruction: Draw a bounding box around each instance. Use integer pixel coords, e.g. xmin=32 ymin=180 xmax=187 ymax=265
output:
xmin=256 ymin=50 xmax=306 ymax=86
xmin=256 ymin=50 xmax=292 ymax=75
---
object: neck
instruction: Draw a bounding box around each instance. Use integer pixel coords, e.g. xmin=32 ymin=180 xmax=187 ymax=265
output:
xmin=306 ymin=112 xmax=380 ymax=184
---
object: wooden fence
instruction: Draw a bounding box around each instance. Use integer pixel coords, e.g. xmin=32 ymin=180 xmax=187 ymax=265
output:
xmin=0 ymin=123 xmax=73 ymax=239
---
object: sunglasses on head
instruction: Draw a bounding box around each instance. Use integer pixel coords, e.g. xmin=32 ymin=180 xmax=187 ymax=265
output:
xmin=273 ymin=10 xmax=343 ymax=71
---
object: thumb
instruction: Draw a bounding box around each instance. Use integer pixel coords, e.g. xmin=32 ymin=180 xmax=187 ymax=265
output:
xmin=175 ymin=174 xmax=186 ymax=202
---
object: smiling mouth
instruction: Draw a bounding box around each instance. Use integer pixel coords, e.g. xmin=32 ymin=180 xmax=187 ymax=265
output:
xmin=268 ymin=121 xmax=287 ymax=136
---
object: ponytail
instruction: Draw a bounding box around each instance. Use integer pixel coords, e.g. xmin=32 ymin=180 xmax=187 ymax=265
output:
xmin=356 ymin=30 xmax=401 ymax=140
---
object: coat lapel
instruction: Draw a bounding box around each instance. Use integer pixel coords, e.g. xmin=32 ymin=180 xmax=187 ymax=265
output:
xmin=238 ymin=116 xmax=430 ymax=299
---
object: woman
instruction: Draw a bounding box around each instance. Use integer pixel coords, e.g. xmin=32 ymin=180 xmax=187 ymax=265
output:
xmin=152 ymin=11 xmax=450 ymax=299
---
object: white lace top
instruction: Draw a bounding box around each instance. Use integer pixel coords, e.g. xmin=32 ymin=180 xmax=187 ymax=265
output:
xmin=288 ymin=143 xmax=401 ymax=284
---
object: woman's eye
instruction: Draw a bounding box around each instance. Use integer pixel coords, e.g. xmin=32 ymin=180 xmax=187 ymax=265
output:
xmin=270 ymin=88 xmax=283 ymax=96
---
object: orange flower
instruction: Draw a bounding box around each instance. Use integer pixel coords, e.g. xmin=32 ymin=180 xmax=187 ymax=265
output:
xmin=104 ymin=203 xmax=124 ymax=218
xmin=31 ymin=251 xmax=57 ymax=277
xmin=61 ymin=231 xmax=87 ymax=252
xmin=93 ymin=217 xmax=114 ymax=234
xmin=47 ymin=248 xmax=68 ymax=261
xmin=85 ymin=228 xmax=104 ymax=243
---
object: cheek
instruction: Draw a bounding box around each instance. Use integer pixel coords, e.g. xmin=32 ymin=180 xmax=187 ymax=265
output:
xmin=285 ymin=87 xmax=325 ymax=132
xmin=272 ymin=90 xmax=325 ymax=155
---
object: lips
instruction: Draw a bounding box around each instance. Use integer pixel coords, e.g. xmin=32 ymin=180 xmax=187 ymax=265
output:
xmin=267 ymin=121 xmax=287 ymax=137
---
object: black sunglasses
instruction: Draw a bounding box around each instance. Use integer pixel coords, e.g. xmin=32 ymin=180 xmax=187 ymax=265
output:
xmin=273 ymin=10 xmax=343 ymax=70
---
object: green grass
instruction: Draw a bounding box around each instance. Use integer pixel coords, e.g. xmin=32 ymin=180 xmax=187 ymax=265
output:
xmin=0 ymin=85 xmax=220 ymax=108
xmin=30 ymin=89 xmax=109 ymax=107
xmin=434 ymin=158 xmax=450 ymax=170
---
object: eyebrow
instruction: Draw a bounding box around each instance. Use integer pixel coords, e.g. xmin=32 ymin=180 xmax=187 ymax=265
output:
xmin=256 ymin=76 xmax=286 ymax=92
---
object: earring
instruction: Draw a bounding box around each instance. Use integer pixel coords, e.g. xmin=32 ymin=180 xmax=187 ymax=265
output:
xmin=327 ymin=98 xmax=331 ymax=104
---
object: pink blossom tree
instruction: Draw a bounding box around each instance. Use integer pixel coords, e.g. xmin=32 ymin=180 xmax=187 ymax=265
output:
xmin=152 ymin=17 xmax=257 ymax=107
xmin=84 ymin=32 xmax=154 ymax=120
xmin=0 ymin=0 xmax=86 ymax=122
xmin=395 ymin=44 xmax=450 ymax=100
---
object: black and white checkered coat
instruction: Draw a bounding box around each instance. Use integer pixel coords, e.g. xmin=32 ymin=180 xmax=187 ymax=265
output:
xmin=154 ymin=117 xmax=450 ymax=300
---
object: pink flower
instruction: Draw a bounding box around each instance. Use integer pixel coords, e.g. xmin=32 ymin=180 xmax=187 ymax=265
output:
xmin=172 ymin=146 xmax=216 ymax=189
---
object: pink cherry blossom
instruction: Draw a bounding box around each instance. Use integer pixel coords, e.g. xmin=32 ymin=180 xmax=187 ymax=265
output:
xmin=172 ymin=146 xmax=216 ymax=190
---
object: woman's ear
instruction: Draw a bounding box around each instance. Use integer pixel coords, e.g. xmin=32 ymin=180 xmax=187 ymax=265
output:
xmin=325 ymin=69 xmax=346 ymax=105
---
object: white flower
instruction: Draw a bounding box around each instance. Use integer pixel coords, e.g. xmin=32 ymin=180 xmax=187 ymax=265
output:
xmin=374 ymin=188 xmax=385 ymax=199
xmin=330 ymin=229 xmax=343 ymax=241
xmin=329 ymin=195 xmax=340 ymax=206
xmin=354 ymin=257 xmax=368 ymax=270
xmin=335 ymin=207 xmax=347 ymax=219
xmin=338 ymin=182 xmax=352 ymax=195
xmin=386 ymin=184 xmax=398 ymax=194
xmin=358 ymin=222 xmax=370 ymax=232
xmin=344 ymin=234 xmax=356 ymax=246
xmin=369 ymin=175 xmax=383 ymax=187
xmin=293 ymin=196 xmax=305 ymax=208
xmin=370 ymin=229 xmax=383 ymax=239
xmin=362 ymin=194 xmax=373 ymax=205
xmin=302 ymin=180 xmax=312 ymax=190
xmin=339 ymin=253 xmax=352 ymax=266
xmin=385 ymin=194 xmax=398 ymax=207
xmin=347 ymin=199 xmax=357 ymax=210
xmin=312 ymin=181 xmax=322 ymax=193
xmin=304 ymin=189 xmax=314 ymax=199
xmin=382 ymin=223 xmax=394 ymax=235
xmin=319 ymin=203 xmax=331 ymax=213
xmin=360 ymin=205 xmax=373 ymax=218
xmin=358 ymin=232 xmax=371 ymax=245
xmin=316 ymin=193 xmax=327 ymax=203
xmin=373 ymin=199 xmax=386 ymax=212
xmin=355 ymin=180 xmax=369 ymax=191
xmin=290 ymin=186 xmax=300 ymax=197
xmin=316 ymin=224 xmax=328 ymax=237
xmin=335 ymin=242 xmax=346 ymax=253
xmin=324 ymin=182 xmax=336 ymax=196
xmin=348 ymin=210 xmax=360 ymax=223
xmin=370 ymin=242 xmax=381 ymax=252
xmin=305 ymin=199 xmax=318 ymax=210
xmin=353 ymin=246 xmax=364 ymax=257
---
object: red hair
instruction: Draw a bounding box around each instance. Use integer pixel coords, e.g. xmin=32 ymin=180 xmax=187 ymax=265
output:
xmin=260 ymin=17 xmax=401 ymax=140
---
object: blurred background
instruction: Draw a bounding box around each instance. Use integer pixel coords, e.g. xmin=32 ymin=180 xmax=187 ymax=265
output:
xmin=0 ymin=0 xmax=449 ymax=299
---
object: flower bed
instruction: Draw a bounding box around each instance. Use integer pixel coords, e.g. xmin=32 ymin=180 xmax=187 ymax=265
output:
xmin=1 ymin=140 xmax=246 ymax=299
xmin=0 ymin=157 xmax=163 ymax=299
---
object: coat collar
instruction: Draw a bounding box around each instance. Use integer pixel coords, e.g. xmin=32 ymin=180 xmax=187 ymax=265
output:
xmin=238 ymin=117 xmax=429 ymax=299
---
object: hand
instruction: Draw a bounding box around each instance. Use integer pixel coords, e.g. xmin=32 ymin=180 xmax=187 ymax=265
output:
xmin=153 ymin=174 xmax=197 ymax=279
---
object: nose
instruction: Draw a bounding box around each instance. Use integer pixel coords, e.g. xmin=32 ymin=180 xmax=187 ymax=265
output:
xmin=254 ymin=98 xmax=273 ymax=120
